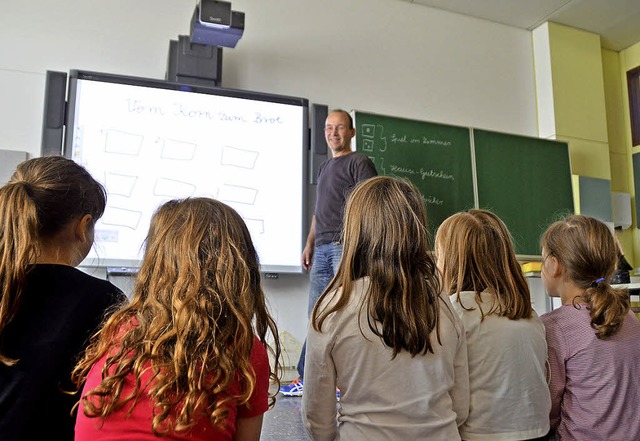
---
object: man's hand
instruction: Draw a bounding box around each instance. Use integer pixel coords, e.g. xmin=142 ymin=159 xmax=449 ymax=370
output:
xmin=302 ymin=244 xmax=314 ymax=271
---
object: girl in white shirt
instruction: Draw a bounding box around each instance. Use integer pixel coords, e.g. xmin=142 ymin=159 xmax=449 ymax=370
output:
xmin=302 ymin=176 xmax=469 ymax=441
xmin=436 ymin=209 xmax=550 ymax=441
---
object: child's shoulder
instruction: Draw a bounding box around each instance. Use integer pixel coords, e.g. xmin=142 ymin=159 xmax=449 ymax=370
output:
xmin=541 ymin=303 xmax=590 ymax=328
xmin=448 ymin=291 xmax=480 ymax=307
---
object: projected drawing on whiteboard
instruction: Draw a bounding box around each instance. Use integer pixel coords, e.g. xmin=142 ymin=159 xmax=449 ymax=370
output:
xmin=67 ymin=71 xmax=307 ymax=272
xmin=105 ymin=130 xmax=144 ymax=155
xmin=219 ymin=184 xmax=258 ymax=205
xmin=221 ymin=146 xmax=259 ymax=169
xmin=106 ymin=172 xmax=138 ymax=197
xmin=244 ymin=218 xmax=265 ymax=234
xmin=95 ymin=229 xmax=118 ymax=243
xmin=153 ymin=177 xmax=198 ymax=198
xmin=101 ymin=206 xmax=143 ymax=230
xmin=161 ymin=139 xmax=197 ymax=161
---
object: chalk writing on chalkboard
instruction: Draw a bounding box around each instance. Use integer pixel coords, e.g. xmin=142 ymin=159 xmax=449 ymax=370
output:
xmin=354 ymin=111 xmax=574 ymax=257
xmin=354 ymin=111 xmax=475 ymax=240
xmin=388 ymin=165 xmax=455 ymax=181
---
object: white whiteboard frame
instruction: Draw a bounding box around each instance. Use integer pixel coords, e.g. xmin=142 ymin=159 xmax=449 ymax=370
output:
xmin=64 ymin=70 xmax=309 ymax=273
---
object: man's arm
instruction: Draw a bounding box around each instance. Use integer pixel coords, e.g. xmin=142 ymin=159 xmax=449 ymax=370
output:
xmin=302 ymin=216 xmax=316 ymax=271
xmin=355 ymin=155 xmax=378 ymax=183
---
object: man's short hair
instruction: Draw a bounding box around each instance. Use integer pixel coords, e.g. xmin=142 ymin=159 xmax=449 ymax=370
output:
xmin=329 ymin=109 xmax=353 ymax=130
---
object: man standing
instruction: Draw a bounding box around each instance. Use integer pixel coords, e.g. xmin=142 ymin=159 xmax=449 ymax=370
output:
xmin=280 ymin=109 xmax=377 ymax=396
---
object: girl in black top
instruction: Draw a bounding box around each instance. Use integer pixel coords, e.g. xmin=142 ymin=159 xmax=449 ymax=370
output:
xmin=0 ymin=156 xmax=125 ymax=440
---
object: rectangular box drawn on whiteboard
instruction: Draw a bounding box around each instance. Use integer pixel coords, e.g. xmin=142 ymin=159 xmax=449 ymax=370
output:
xmin=221 ymin=146 xmax=259 ymax=169
xmin=219 ymin=184 xmax=258 ymax=205
xmin=105 ymin=130 xmax=144 ymax=156
xmin=101 ymin=206 xmax=143 ymax=230
xmin=106 ymin=172 xmax=138 ymax=197
xmin=153 ymin=178 xmax=197 ymax=198
xmin=162 ymin=139 xmax=197 ymax=161
xmin=244 ymin=218 xmax=265 ymax=234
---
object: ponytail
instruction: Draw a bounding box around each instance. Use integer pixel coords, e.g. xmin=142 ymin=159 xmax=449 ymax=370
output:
xmin=0 ymin=182 xmax=41 ymax=365
xmin=0 ymin=156 xmax=106 ymax=366
xmin=542 ymin=215 xmax=631 ymax=340
xmin=582 ymin=280 xmax=630 ymax=339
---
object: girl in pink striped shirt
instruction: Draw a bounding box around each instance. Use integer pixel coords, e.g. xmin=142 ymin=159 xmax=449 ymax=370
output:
xmin=540 ymin=215 xmax=640 ymax=441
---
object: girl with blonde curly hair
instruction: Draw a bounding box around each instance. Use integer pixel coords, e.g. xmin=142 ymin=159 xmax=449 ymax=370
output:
xmin=74 ymin=198 xmax=281 ymax=441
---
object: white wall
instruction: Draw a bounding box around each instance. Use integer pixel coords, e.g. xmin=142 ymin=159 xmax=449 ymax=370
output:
xmin=0 ymin=0 xmax=539 ymax=359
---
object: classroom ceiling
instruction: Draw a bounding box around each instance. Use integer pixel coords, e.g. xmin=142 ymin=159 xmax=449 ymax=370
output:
xmin=401 ymin=0 xmax=640 ymax=51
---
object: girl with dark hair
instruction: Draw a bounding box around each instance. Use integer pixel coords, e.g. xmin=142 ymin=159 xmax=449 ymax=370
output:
xmin=74 ymin=198 xmax=281 ymax=441
xmin=540 ymin=215 xmax=640 ymax=440
xmin=0 ymin=156 xmax=125 ymax=440
xmin=302 ymin=176 xmax=469 ymax=440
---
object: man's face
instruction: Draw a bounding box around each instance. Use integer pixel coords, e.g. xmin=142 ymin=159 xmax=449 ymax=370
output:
xmin=324 ymin=112 xmax=355 ymax=156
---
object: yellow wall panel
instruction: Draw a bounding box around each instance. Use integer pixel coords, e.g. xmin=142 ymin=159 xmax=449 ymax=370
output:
xmin=602 ymin=49 xmax=626 ymax=154
xmin=609 ymin=151 xmax=629 ymax=192
xmin=571 ymin=174 xmax=581 ymax=214
xmin=548 ymin=23 xmax=608 ymax=143
xmin=558 ymin=136 xmax=610 ymax=178
xmin=621 ymin=42 xmax=640 ymax=68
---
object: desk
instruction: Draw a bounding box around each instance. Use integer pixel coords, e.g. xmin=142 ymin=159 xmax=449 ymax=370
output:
xmin=524 ymin=274 xmax=554 ymax=315
xmin=612 ymin=283 xmax=640 ymax=316
xmin=525 ymin=281 xmax=640 ymax=316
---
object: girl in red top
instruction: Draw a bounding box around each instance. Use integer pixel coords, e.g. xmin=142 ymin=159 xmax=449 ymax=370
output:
xmin=73 ymin=198 xmax=281 ymax=441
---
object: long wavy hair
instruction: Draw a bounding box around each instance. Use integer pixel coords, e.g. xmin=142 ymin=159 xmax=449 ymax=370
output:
xmin=0 ymin=156 xmax=106 ymax=366
xmin=73 ymin=198 xmax=281 ymax=434
xmin=435 ymin=209 xmax=532 ymax=321
xmin=312 ymin=176 xmax=442 ymax=358
xmin=542 ymin=215 xmax=629 ymax=339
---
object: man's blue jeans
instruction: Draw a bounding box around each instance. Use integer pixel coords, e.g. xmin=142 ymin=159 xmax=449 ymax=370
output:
xmin=297 ymin=242 xmax=342 ymax=380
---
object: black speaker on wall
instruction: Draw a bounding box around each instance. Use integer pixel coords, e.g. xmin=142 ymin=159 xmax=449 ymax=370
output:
xmin=41 ymin=71 xmax=67 ymax=156
xmin=166 ymin=35 xmax=222 ymax=87
xmin=309 ymin=103 xmax=328 ymax=184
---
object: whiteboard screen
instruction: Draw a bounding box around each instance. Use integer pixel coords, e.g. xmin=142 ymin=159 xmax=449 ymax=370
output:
xmin=65 ymin=71 xmax=308 ymax=273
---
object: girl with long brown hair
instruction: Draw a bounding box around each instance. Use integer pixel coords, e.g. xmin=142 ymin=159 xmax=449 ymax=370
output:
xmin=435 ymin=209 xmax=550 ymax=440
xmin=302 ymin=176 xmax=469 ymax=440
xmin=0 ymin=156 xmax=125 ymax=440
xmin=73 ymin=197 xmax=281 ymax=441
xmin=540 ymin=215 xmax=640 ymax=440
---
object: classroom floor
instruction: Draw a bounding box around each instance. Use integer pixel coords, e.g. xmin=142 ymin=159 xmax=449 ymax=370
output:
xmin=261 ymin=393 xmax=310 ymax=441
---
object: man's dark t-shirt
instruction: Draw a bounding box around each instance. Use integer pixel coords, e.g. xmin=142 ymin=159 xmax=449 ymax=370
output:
xmin=314 ymin=152 xmax=377 ymax=246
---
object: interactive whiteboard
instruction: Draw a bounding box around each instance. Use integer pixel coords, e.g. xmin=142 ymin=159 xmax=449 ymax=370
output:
xmin=65 ymin=71 xmax=308 ymax=273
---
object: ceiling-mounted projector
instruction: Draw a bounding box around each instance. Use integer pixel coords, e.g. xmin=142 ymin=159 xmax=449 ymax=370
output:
xmin=190 ymin=0 xmax=245 ymax=48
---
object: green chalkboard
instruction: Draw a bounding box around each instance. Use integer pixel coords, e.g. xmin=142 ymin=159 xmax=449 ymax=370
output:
xmin=353 ymin=111 xmax=475 ymax=238
xmin=473 ymin=129 xmax=574 ymax=257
